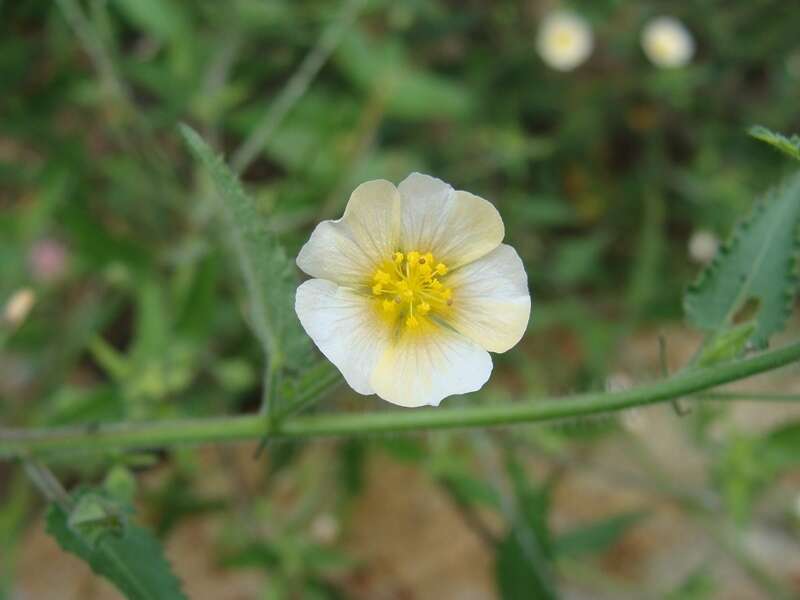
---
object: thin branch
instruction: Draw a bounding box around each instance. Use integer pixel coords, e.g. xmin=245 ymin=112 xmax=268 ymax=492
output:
xmin=2 ymin=339 xmax=800 ymax=460
xmin=22 ymin=459 xmax=72 ymax=511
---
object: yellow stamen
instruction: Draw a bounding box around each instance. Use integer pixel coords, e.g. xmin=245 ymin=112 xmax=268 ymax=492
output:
xmin=370 ymin=250 xmax=453 ymax=330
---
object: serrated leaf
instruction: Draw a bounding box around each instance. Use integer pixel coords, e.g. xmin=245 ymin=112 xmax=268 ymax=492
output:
xmin=749 ymin=125 xmax=800 ymax=162
xmin=180 ymin=125 xmax=309 ymax=373
xmin=47 ymin=494 xmax=187 ymax=600
xmin=684 ymin=172 xmax=800 ymax=348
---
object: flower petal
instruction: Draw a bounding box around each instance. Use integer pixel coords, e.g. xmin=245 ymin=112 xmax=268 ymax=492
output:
xmin=295 ymin=278 xmax=390 ymax=395
xmin=297 ymin=179 xmax=402 ymax=285
xmin=445 ymin=244 xmax=531 ymax=353
xmin=398 ymin=173 xmax=504 ymax=268
xmin=370 ymin=325 xmax=493 ymax=407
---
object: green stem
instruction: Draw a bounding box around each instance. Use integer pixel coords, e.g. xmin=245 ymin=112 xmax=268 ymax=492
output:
xmin=2 ymin=341 xmax=800 ymax=460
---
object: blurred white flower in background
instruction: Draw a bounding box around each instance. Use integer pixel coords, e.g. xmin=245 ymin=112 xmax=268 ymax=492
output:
xmin=3 ymin=288 xmax=36 ymax=327
xmin=642 ymin=16 xmax=695 ymax=68
xmin=310 ymin=513 xmax=340 ymax=545
xmin=537 ymin=11 xmax=594 ymax=72
xmin=688 ymin=229 xmax=719 ymax=264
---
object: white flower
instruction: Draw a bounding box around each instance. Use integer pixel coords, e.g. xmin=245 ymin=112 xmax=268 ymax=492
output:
xmin=310 ymin=513 xmax=339 ymax=544
xmin=536 ymin=11 xmax=593 ymax=72
xmin=641 ymin=16 xmax=695 ymax=68
xmin=295 ymin=173 xmax=531 ymax=408
xmin=688 ymin=229 xmax=718 ymax=264
xmin=3 ymin=288 xmax=36 ymax=327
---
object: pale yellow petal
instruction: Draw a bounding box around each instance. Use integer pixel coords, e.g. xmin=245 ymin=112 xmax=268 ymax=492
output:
xmin=295 ymin=278 xmax=390 ymax=395
xmin=398 ymin=173 xmax=504 ymax=268
xmin=297 ymin=180 xmax=402 ymax=285
xmin=370 ymin=324 xmax=492 ymax=407
xmin=445 ymin=244 xmax=530 ymax=353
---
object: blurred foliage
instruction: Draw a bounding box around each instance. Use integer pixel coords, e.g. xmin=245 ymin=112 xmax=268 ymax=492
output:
xmin=2 ymin=0 xmax=800 ymax=598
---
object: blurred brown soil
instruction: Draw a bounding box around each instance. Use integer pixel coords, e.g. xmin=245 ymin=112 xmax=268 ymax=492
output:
xmin=12 ymin=325 xmax=800 ymax=600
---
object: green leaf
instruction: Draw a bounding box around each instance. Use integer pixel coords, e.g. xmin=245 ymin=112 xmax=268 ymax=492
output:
xmin=335 ymin=29 xmax=472 ymax=120
xmin=104 ymin=465 xmax=138 ymax=505
xmin=749 ymin=125 xmax=800 ymax=162
xmin=696 ymin=321 xmax=757 ymax=367
xmin=496 ymin=458 xmax=557 ymax=600
xmin=684 ymin=172 xmax=800 ymax=348
xmin=47 ymin=493 xmax=187 ymax=600
xmin=664 ymin=567 xmax=715 ymax=600
xmin=496 ymin=533 xmax=557 ymax=600
xmin=68 ymin=492 xmax=128 ymax=548
xmin=759 ymin=421 xmax=800 ymax=472
xmin=276 ymin=360 xmax=343 ymax=418
xmin=440 ymin=472 xmax=501 ymax=509
xmin=553 ymin=510 xmax=647 ymax=559
xmin=113 ymin=0 xmax=190 ymax=41
xmin=180 ymin=125 xmax=309 ymax=373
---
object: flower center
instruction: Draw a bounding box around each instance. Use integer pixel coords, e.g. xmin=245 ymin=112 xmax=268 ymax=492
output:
xmin=371 ymin=251 xmax=453 ymax=329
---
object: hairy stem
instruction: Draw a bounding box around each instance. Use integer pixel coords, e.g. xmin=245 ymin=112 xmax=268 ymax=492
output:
xmin=2 ymin=340 xmax=800 ymax=460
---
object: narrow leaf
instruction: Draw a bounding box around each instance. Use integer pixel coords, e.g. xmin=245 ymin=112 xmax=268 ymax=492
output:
xmin=553 ymin=510 xmax=647 ymax=559
xmin=47 ymin=496 xmax=187 ymax=600
xmin=496 ymin=533 xmax=557 ymax=600
xmin=684 ymin=172 xmax=800 ymax=348
xmin=749 ymin=125 xmax=800 ymax=162
xmin=180 ymin=125 xmax=309 ymax=373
